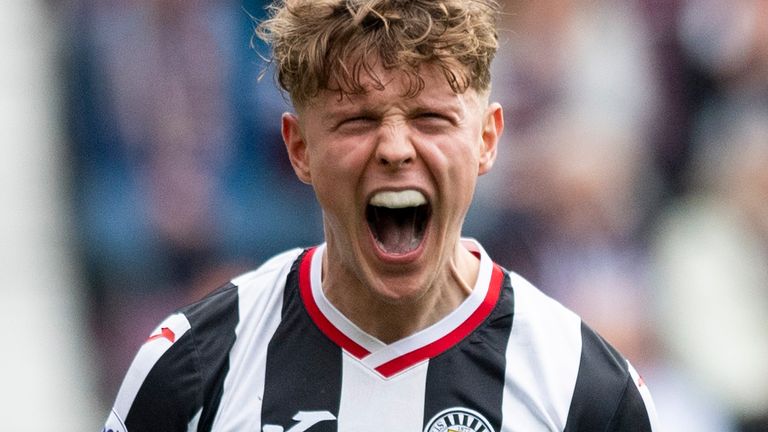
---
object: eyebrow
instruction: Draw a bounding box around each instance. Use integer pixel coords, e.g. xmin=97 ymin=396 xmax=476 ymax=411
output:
xmin=320 ymin=105 xmax=380 ymax=129
xmin=318 ymin=89 xmax=470 ymax=125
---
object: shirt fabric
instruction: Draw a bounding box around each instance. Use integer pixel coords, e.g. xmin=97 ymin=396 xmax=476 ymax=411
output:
xmin=103 ymin=240 xmax=658 ymax=432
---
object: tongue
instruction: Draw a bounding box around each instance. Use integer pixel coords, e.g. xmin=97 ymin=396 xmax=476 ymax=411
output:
xmin=373 ymin=207 xmax=420 ymax=255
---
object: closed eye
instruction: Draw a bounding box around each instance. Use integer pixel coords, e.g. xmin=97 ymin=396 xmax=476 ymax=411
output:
xmin=412 ymin=112 xmax=455 ymax=133
xmin=419 ymin=112 xmax=448 ymax=120
xmin=343 ymin=116 xmax=376 ymax=124
xmin=335 ymin=116 xmax=378 ymax=133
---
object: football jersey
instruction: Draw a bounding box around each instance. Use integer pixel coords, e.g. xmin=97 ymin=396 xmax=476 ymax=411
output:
xmin=103 ymin=240 xmax=658 ymax=431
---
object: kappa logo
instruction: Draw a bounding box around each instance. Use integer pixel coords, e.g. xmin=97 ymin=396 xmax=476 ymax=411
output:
xmin=262 ymin=411 xmax=336 ymax=432
xmin=424 ymin=407 xmax=495 ymax=432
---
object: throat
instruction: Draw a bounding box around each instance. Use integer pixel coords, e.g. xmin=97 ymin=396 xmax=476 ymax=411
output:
xmin=334 ymin=297 xmax=450 ymax=344
xmin=366 ymin=205 xmax=429 ymax=255
xmin=322 ymin=268 xmax=474 ymax=344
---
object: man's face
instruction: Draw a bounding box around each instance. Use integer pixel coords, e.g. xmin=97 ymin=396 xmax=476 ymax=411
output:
xmin=282 ymin=65 xmax=502 ymax=303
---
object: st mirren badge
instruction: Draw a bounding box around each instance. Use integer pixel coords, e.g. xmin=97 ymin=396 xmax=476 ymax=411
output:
xmin=424 ymin=407 xmax=496 ymax=432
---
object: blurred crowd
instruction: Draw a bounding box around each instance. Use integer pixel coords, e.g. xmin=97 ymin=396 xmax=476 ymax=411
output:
xmin=56 ymin=0 xmax=767 ymax=430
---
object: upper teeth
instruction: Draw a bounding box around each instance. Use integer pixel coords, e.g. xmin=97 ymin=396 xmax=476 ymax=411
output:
xmin=369 ymin=190 xmax=427 ymax=208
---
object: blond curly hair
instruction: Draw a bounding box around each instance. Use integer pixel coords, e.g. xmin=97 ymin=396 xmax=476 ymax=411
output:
xmin=255 ymin=0 xmax=500 ymax=107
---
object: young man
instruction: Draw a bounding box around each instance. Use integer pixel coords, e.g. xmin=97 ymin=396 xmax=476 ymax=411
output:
xmin=103 ymin=1 xmax=659 ymax=430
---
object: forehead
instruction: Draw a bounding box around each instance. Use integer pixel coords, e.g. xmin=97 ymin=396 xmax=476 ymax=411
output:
xmin=302 ymin=64 xmax=483 ymax=113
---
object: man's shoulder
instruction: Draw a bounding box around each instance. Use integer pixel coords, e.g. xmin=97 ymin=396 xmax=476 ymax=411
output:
xmin=504 ymin=269 xmax=635 ymax=387
xmin=564 ymin=323 xmax=657 ymax=431
xmin=179 ymin=247 xmax=306 ymax=329
xmin=103 ymin=248 xmax=309 ymax=431
xmin=230 ymin=247 xmax=305 ymax=290
xmin=503 ymin=269 xmax=582 ymax=339
xmin=501 ymin=269 xmax=657 ymax=430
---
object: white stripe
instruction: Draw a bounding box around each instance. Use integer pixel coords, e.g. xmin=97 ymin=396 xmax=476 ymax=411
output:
xmin=231 ymin=247 xmax=303 ymax=287
xmin=337 ymin=352 xmax=427 ymax=431
xmin=103 ymin=408 xmax=127 ymax=432
xmin=501 ymin=273 xmax=582 ymax=431
xmin=627 ymin=361 xmax=660 ymax=431
xmin=112 ymin=313 xmax=191 ymax=420
xmin=210 ymin=249 xmax=301 ymax=431
xmin=187 ymin=407 xmax=202 ymax=432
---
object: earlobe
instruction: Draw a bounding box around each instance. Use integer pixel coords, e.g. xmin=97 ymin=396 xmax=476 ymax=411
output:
xmin=282 ymin=112 xmax=312 ymax=184
xmin=478 ymin=103 xmax=503 ymax=175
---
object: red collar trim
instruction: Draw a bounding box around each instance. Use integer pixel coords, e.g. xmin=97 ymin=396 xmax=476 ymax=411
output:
xmin=298 ymin=246 xmax=504 ymax=378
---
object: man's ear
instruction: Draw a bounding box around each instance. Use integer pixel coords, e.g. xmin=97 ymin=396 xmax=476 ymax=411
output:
xmin=282 ymin=112 xmax=312 ymax=184
xmin=478 ymin=102 xmax=503 ymax=175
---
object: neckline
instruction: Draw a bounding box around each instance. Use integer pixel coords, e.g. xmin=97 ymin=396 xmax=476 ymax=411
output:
xmin=298 ymin=239 xmax=504 ymax=378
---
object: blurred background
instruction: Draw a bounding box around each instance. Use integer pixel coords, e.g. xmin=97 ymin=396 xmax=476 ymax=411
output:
xmin=1 ymin=0 xmax=766 ymax=430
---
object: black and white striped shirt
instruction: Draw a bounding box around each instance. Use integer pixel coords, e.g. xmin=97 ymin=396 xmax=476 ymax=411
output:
xmin=103 ymin=240 xmax=658 ymax=431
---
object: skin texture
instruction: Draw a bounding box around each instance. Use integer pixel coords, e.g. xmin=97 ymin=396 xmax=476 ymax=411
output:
xmin=282 ymin=64 xmax=503 ymax=343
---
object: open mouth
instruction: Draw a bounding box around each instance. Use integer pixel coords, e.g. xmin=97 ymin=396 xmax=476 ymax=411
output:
xmin=366 ymin=190 xmax=431 ymax=256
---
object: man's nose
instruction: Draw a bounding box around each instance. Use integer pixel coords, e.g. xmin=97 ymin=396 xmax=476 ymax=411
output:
xmin=375 ymin=122 xmax=415 ymax=170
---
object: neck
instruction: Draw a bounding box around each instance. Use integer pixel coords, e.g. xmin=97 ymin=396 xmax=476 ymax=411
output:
xmin=322 ymin=242 xmax=480 ymax=344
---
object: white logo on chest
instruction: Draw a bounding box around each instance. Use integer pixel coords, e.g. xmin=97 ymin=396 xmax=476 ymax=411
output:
xmin=262 ymin=411 xmax=336 ymax=432
xmin=424 ymin=407 xmax=495 ymax=432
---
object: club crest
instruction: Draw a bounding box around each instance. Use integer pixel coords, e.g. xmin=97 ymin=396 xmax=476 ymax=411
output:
xmin=424 ymin=407 xmax=495 ymax=432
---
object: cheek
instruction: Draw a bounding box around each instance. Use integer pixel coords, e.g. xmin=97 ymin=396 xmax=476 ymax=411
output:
xmin=318 ymin=134 xmax=374 ymax=170
xmin=418 ymin=138 xmax=481 ymax=216
xmin=309 ymin=142 xmax=370 ymax=204
xmin=421 ymin=135 xmax=481 ymax=181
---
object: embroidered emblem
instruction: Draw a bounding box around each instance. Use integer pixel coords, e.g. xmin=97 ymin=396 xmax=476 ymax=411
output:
xmin=424 ymin=407 xmax=495 ymax=432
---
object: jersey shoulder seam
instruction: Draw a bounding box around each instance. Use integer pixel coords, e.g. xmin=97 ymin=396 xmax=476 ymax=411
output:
xmin=603 ymin=373 xmax=634 ymax=432
xmin=183 ymin=318 xmax=206 ymax=422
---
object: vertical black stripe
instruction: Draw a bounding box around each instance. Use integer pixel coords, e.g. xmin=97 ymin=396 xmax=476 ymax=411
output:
xmin=423 ymin=272 xmax=514 ymax=431
xmin=125 ymin=332 xmax=201 ymax=431
xmin=183 ymin=283 xmax=240 ymax=432
xmin=605 ymin=378 xmax=654 ymax=432
xmin=261 ymin=252 xmax=342 ymax=431
xmin=564 ymin=322 xmax=651 ymax=431
xmin=125 ymin=283 xmax=240 ymax=432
